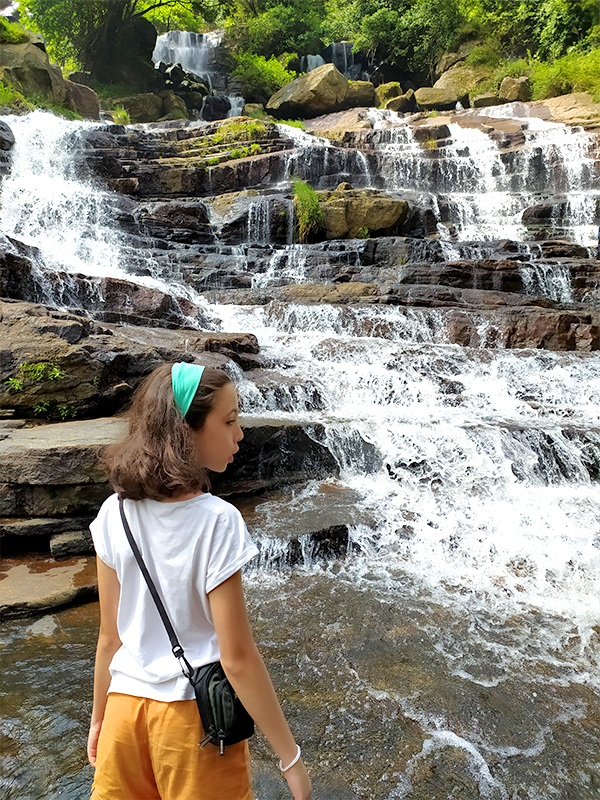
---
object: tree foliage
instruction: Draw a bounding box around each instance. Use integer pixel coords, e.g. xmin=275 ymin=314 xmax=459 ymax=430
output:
xmin=19 ymin=0 xmax=600 ymax=91
xmin=20 ymin=0 xmax=221 ymax=73
xmin=226 ymin=0 xmax=326 ymax=57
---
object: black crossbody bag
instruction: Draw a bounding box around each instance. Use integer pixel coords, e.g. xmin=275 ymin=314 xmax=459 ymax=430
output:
xmin=118 ymin=498 xmax=255 ymax=755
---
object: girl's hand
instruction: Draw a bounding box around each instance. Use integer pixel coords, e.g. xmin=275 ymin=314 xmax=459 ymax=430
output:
xmin=284 ymin=758 xmax=312 ymax=800
xmin=87 ymin=719 xmax=102 ymax=766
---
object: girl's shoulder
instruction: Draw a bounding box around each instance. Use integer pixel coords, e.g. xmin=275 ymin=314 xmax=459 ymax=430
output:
xmin=197 ymin=493 xmax=243 ymax=523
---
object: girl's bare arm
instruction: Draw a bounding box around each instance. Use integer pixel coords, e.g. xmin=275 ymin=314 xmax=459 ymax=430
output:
xmin=208 ymin=571 xmax=312 ymax=800
xmin=88 ymin=557 xmax=122 ymax=766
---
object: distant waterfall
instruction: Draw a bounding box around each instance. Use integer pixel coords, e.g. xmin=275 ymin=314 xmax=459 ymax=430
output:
xmin=152 ymin=30 xmax=223 ymax=82
xmin=152 ymin=29 xmax=244 ymax=116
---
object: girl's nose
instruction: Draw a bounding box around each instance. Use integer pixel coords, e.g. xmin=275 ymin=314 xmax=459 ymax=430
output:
xmin=236 ymin=424 xmax=244 ymax=442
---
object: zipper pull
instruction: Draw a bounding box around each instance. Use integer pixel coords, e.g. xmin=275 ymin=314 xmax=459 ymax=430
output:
xmin=199 ymin=733 xmax=212 ymax=748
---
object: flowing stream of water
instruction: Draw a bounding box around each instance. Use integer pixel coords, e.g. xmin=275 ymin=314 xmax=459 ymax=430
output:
xmin=1 ymin=111 xmax=599 ymax=799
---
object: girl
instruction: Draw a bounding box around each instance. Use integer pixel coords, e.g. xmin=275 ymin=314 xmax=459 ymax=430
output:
xmin=87 ymin=362 xmax=312 ymax=800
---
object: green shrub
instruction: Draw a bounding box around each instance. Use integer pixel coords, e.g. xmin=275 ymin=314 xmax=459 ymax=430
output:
xmin=112 ymin=105 xmax=130 ymax=125
xmin=0 ymin=17 xmax=30 ymax=44
xmin=0 ymin=83 xmax=30 ymax=111
xmin=292 ymin=178 xmax=324 ymax=244
xmin=206 ymin=156 xmax=220 ymax=166
xmin=278 ymin=119 xmax=306 ymax=129
xmin=486 ymin=48 xmax=600 ymax=100
xmin=16 ymin=361 xmax=66 ymax=383
xmin=231 ymin=53 xmax=296 ymax=101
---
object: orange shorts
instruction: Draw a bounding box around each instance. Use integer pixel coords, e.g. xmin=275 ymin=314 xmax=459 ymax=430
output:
xmin=90 ymin=693 xmax=254 ymax=800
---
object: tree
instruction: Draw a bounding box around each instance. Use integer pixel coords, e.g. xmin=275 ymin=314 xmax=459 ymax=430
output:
xmin=21 ymin=0 xmax=228 ymax=79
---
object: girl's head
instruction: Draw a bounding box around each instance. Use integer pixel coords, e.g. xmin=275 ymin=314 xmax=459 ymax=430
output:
xmin=103 ymin=363 xmax=243 ymax=500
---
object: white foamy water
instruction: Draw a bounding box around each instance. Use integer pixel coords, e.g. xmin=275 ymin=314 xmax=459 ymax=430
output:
xmin=0 ymin=112 xmax=218 ymax=323
xmin=217 ymin=301 xmax=600 ymax=689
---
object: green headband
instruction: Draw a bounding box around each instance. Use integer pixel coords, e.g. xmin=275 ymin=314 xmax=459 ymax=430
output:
xmin=171 ymin=362 xmax=205 ymax=417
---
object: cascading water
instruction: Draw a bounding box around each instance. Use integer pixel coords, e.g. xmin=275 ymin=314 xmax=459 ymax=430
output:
xmin=152 ymin=29 xmax=244 ymax=118
xmin=1 ymin=110 xmax=599 ymax=799
xmin=152 ymin=30 xmax=223 ymax=82
xmin=0 ymin=111 xmax=216 ymax=323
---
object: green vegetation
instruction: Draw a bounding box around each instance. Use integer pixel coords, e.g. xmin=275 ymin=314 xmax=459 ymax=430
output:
xmin=292 ymin=177 xmax=324 ymax=243
xmin=226 ymin=0 xmax=325 ymax=58
xmin=0 ymin=84 xmax=31 ymax=112
xmin=17 ymin=0 xmax=600 ymax=105
xmin=231 ymin=53 xmax=296 ymax=101
xmin=492 ymin=50 xmax=600 ymax=101
xmin=4 ymin=361 xmax=66 ymax=392
xmin=0 ymin=16 xmax=30 ymax=43
xmin=278 ymin=119 xmax=306 ymax=129
xmin=112 ymin=105 xmax=131 ymax=124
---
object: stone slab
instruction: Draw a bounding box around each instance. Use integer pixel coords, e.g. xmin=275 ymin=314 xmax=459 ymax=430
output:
xmin=0 ymin=555 xmax=98 ymax=620
xmin=0 ymin=418 xmax=125 ymax=484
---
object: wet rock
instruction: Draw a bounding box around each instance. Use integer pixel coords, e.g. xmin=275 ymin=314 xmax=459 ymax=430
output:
xmin=267 ymin=64 xmax=350 ymax=119
xmin=0 ymin=555 xmax=98 ymax=619
xmin=25 ymin=614 xmax=59 ymax=637
xmin=0 ymin=298 xmax=244 ymax=419
xmin=0 ymin=120 xmax=15 ymax=150
xmin=302 ymin=108 xmax=373 ymax=136
xmin=214 ymin=419 xmax=340 ymax=495
xmin=50 ymin=530 xmax=94 ymax=559
xmin=201 ymin=95 xmax=231 ymax=121
xmin=316 ymin=187 xmax=410 ymax=239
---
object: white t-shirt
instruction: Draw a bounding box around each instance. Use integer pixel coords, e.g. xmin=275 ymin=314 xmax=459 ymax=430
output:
xmin=90 ymin=492 xmax=259 ymax=702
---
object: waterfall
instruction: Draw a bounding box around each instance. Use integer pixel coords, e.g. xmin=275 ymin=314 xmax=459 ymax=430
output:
xmin=152 ymin=29 xmax=223 ymax=81
xmin=0 ymin=112 xmax=216 ymax=322
xmin=152 ymin=29 xmax=244 ymax=117
xmin=1 ymin=110 xmax=599 ymax=799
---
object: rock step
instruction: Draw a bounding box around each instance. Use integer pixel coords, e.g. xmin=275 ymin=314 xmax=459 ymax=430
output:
xmin=0 ymin=481 xmax=367 ymax=618
xmin=0 ymin=415 xmax=340 ymax=518
xmin=0 ymin=554 xmax=98 ymax=620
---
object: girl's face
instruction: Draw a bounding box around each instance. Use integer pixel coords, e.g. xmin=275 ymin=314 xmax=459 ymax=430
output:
xmin=193 ymin=382 xmax=244 ymax=472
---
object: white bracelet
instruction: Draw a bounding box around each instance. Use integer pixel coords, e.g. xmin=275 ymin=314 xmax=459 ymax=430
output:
xmin=279 ymin=744 xmax=301 ymax=773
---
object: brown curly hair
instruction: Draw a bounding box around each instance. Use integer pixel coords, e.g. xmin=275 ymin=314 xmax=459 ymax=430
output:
xmin=102 ymin=364 xmax=232 ymax=500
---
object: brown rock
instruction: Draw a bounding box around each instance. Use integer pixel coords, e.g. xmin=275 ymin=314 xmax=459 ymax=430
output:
xmin=316 ymin=188 xmax=409 ymax=239
xmin=415 ymin=87 xmax=461 ymax=112
xmin=266 ymin=64 xmax=349 ymax=119
xmin=0 ymin=42 xmax=66 ymax=104
xmin=345 ymin=80 xmax=375 ymax=109
xmin=499 ymin=76 xmax=531 ymax=103
xmin=471 ymin=93 xmax=504 ymax=108
xmin=433 ymin=64 xmax=488 ymax=105
xmin=114 ymin=93 xmax=164 ymax=123
xmin=64 ymin=80 xmax=100 ymax=119
xmin=385 ymin=90 xmax=416 ymax=113
xmin=0 ymin=556 xmax=98 ymax=620
xmin=160 ymin=90 xmax=189 ymax=120
xmin=375 ymin=82 xmax=402 ymax=107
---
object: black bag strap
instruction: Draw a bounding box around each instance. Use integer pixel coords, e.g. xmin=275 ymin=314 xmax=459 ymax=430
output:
xmin=118 ymin=497 xmax=195 ymax=681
